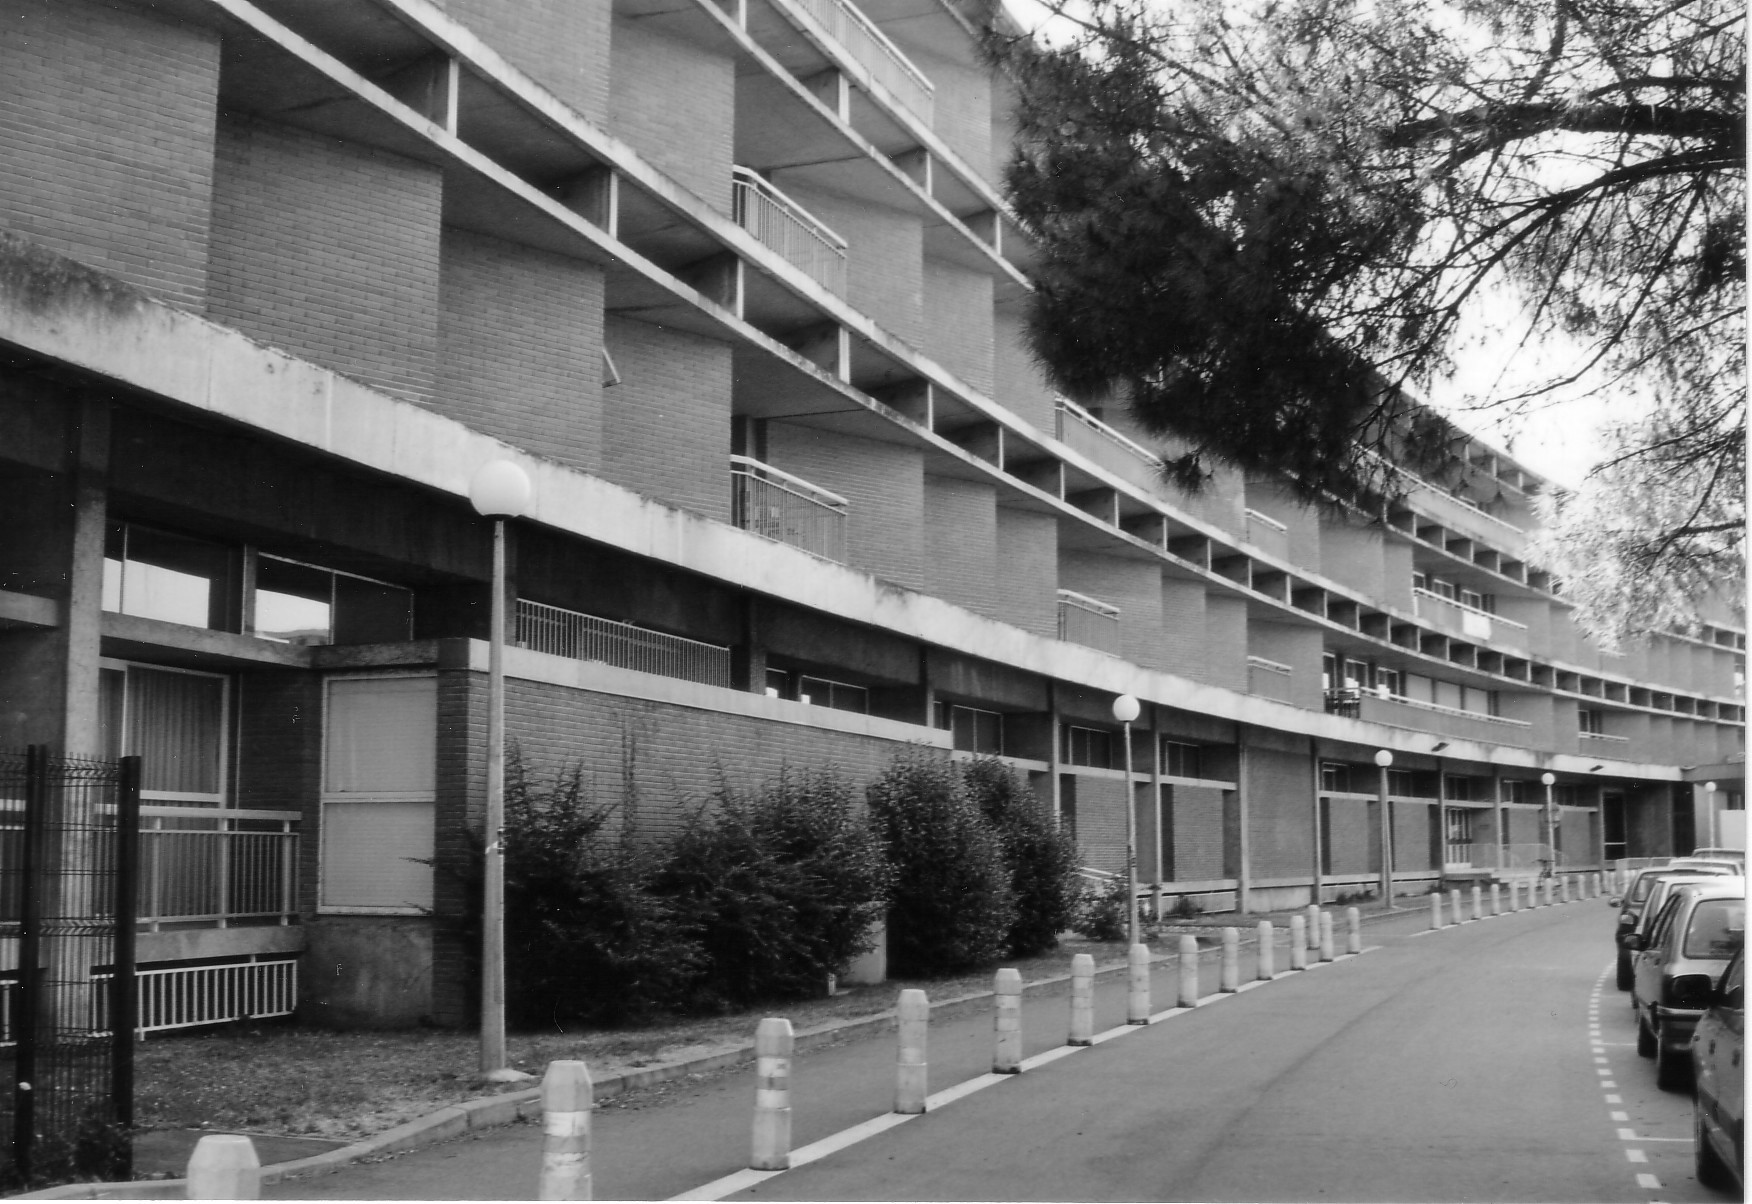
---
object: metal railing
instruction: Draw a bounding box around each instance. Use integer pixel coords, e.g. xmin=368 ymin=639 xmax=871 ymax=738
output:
xmin=137 ymin=807 xmax=299 ymax=930
xmin=1324 ymin=687 xmax=1362 ymax=718
xmin=1054 ymin=397 xmax=1162 ymax=468
xmin=731 ymin=167 xmax=847 ymax=296
xmin=516 ymin=600 xmax=733 ymax=689
xmin=0 ymin=958 xmax=301 ymax=1042
xmin=1057 ymin=589 xmax=1122 ymax=654
xmin=1579 ymin=730 xmax=1631 ymax=744
xmin=1365 ymin=450 xmax=1525 ymax=534
xmin=731 ymin=455 xmax=849 ymax=563
xmin=1247 ymin=655 xmax=1293 ymax=676
xmin=792 ymin=0 xmax=934 ymax=123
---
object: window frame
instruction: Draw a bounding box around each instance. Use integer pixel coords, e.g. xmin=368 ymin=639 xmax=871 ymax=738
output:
xmin=98 ymin=657 xmax=231 ymax=807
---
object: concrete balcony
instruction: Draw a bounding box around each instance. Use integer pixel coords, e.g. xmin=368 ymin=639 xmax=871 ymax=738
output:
xmin=1413 ymin=588 xmax=1529 ymax=654
xmin=1057 ymin=589 xmax=1122 ymax=655
xmin=1244 ymin=509 xmax=1289 ymax=561
xmin=517 ymin=600 xmax=734 ymax=688
xmin=732 ymin=167 xmax=847 ymax=297
xmin=731 ymin=455 xmax=849 ymax=563
xmin=1247 ymin=655 xmax=1294 ymax=703
xmin=1356 ymin=691 xmax=1535 ymax=748
xmin=792 ymin=0 xmax=934 ymax=124
xmin=1054 ymin=397 xmax=1164 ymax=497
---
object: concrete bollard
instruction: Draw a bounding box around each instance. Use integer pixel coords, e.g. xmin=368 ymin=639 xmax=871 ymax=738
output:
xmin=1318 ymin=911 xmax=1335 ymax=962
xmin=1178 ymin=934 xmax=1199 ymax=1006
xmin=1068 ymin=954 xmax=1095 ymax=1046
xmin=1508 ymin=879 xmax=1519 ymax=911
xmin=1345 ymin=906 xmax=1361 ymax=955
xmin=1449 ymin=888 xmax=1464 ymax=924
xmin=1220 ymin=927 xmax=1240 ymax=992
xmin=1127 ymin=943 xmax=1151 ymax=1025
xmin=895 ymin=989 xmax=928 ymax=1113
xmin=1544 ymin=878 xmax=1555 ymax=907
xmin=187 ymin=1134 xmax=260 ymax=1200
xmin=1256 ymin=921 xmax=1274 ymax=979
xmin=538 ymin=1060 xmax=592 ymax=1201
xmin=751 ymin=1017 xmax=793 ymax=1171
xmin=1489 ymin=884 xmax=1501 ymax=917
xmin=1470 ymin=885 xmax=1482 ymax=922
xmin=1289 ymin=915 xmax=1308 ymax=968
xmin=1560 ymin=875 xmax=1570 ymax=903
xmin=1430 ymin=891 xmax=1444 ymax=930
xmin=993 ymin=968 xmax=1023 ymax=1072
xmin=1305 ymin=904 xmax=1321 ymax=950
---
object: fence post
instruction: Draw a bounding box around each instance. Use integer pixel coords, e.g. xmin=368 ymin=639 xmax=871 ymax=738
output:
xmin=1489 ymin=884 xmax=1501 ymax=917
xmin=1429 ymin=891 xmax=1444 ymax=930
xmin=994 ymin=968 xmax=1023 ymax=1072
xmin=1220 ymin=928 xmax=1239 ymax=992
xmin=1127 ymin=943 xmax=1151 ymax=1024
xmin=1069 ymin=954 xmax=1095 ymax=1045
xmin=1345 ymin=907 xmax=1361 ymax=955
xmin=187 ymin=1134 xmax=260 ymax=1200
xmin=1317 ymin=912 xmax=1335 ymax=962
xmin=751 ymin=1018 xmax=792 ymax=1171
xmin=1177 ymin=935 xmax=1199 ymax=1006
xmin=895 ymin=990 xmax=928 ymax=1113
xmin=539 ymin=1060 xmax=592 ymax=1200
xmin=1289 ymin=916 xmax=1308 ymax=968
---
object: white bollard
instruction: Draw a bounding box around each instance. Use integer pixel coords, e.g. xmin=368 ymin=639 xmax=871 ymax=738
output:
xmin=1178 ymin=934 xmax=1199 ymax=1006
xmin=1449 ymin=888 xmax=1464 ymax=924
xmin=1289 ymin=915 xmax=1308 ymax=968
xmin=1560 ymin=875 xmax=1571 ymax=903
xmin=1069 ymin=954 xmax=1095 ymax=1046
xmin=1256 ymin=921 xmax=1274 ymax=979
xmin=1318 ymin=911 xmax=1335 ymax=962
xmin=1305 ymin=904 xmax=1321 ymax=950
xmin=1127 ymin=943 xmax=1151 ymax=1025
xmin=1470 ymin=885 xmax=1482 ymax=921
xmin=1508 ymin=879 xmax=1520 ymax=911
xmin=751 ymin=1018 xmax=793 ymax=1170
xmin=539 ymin=1060 xmax=592 ymax=1201
xmin=895 ymin=989 xmax=928 ymax=1114
xmin=1345 ymin=906 xmax=1361 ymax=955
xmin=1220 ymin=927 xmax=1240 ymax=992
xmin=1544 ymin=878 xmax=1555 ymax=907
xmin=187 ymin=1134 xmax=260 ymax=1201
xmin=1489 ymin=884 xmax=1501 ymax=917
xmin=1430 ymin=891 xmax=1444 ymax=930
xmin=993 ymin=968 xmax=1023 ymax=1072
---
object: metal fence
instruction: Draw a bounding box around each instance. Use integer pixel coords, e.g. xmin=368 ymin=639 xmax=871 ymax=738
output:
xmin=792 ymin=0 xmax=934 ymax=123
xmin=732 ymin=168 xmax=847 ymax=296
xmin=517 ymin=600 xmax=734 ymax=689
xmin=138 ymin=808 xmax=299 ymax=930
xmin=731 ymin=455 xmax=849 ymax=563
xmin=0 ymin=748 xmax=137 ymax=1191
xmin=1057 ymin=589 xmax=1122 ymax=654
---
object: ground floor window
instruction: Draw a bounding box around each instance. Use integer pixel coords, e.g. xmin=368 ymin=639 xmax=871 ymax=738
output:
xmin=320 ymin=675 xmax=436 ymax=913
xmin=98 ymin=660 xmax=228 ymax=804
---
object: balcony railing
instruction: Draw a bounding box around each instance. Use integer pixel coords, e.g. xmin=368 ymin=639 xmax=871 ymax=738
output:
xmin=731 ymin=455 xmax=849 ymax=563
xmin=1247 ymin=655 xmax=1294 ymax=702
xmin=1057 ymin=589 xmax=1122 ymax=655
xmin=138 ymin=807 xmax=300 ymax=930
xmin=516 ymin=600 xmax=734 ymax=689
xmin=1055 ymin=397 xmax=1162 ymax=468
xmin=792 ymin=0 xmax=934 ymax=123
xmin=1324 ymin=687 xmax=1362 ymax=718
xmin=731 ymin=167 xmax=847 ymax=296
xmin=1413 ymin=587 xmax=1529 ymax=651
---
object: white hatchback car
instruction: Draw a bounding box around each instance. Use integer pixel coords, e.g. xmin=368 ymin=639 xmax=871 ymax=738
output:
xmin=1630 ymin=879 xmax=1745 ymax=1090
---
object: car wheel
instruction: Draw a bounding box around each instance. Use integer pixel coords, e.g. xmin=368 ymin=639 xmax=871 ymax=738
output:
xmin=1653 ymin=1027 xmax=1690 ymax=1091
xmin=1616 ymin=950 xmax=1633 ymax=991
xmin=1694 ymin=1097 xmax=1733 ymax=1189
xmin=1636 ymin=1013 xmax=1656 ymax=1058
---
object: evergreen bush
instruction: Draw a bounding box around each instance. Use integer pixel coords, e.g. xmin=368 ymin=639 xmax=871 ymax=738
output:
xmin=1073 ymin=876 xmax=1129 ymax=942
xmin=961 ymin=756 xmax=1081 ymax=956
xmin=866 ymin=752 xmax=1016 ymax=974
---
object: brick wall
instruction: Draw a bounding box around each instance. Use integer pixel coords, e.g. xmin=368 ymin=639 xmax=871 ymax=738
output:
xmin=1246 ymin=744 xmax=1313 ymax=878
xmin=1247 ymin=621 xmax=1324 ymax=709
xmin=991 ymin=507 xmax=1056 ymax=639
xmin=1319 ymin=517 xmax=1384 ymax=598
xmin=436 ymin=0 xmax=611 ymax=125
xmin=207 ymin=116 xmax=442 ymax=404
xmin=235 ymin=671 xmax=325 ymax=915
xmin=1170 ymin=783 xmax=1228 ymax=881
xmin=609 ymin=15 xmax=733 ymax=214
xmin=922 ymin=475 xmax=996 ymax=617
xmin=0 ymin=0 xmax=217 ymax=309
xmin=1059 ymin=550 xmax=1166 ymax=671
xmin=993 ymin=306 xmax=1055 ymax=433
xmin=601 ymin=315 xmax=732 ymax=521
xmin=1394 ymin=800 xmax=1437 ymax=871
xmin=780 ymin=181 xmax=922 ymax=347
xmin=1158 ymin=576 xmax=1207 ymax=679
xmin=1204 ymin=594 xmax=1248 ymax=692
xmin=1324 ymin=796 xmax=1373 ymax=874
xmin=1070 ymin=772 xmax=1128 ymax=873
xmin=912 ymin=48 xmax=992 ymax=182
xmin=766 ymin=423 xmax=924 ymax=590
xmin=437 ymin=228 xmax=605 ymax=473
xmin=921 ymin=258 xmax=993 ymax=396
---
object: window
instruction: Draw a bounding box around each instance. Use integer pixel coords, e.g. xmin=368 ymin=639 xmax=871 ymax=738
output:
xmin=253 ymin=555 xmax=412 ymax=646
xmin=1161 ymin=740 xmax=1202 ymax=779
xmin=937 ymin=704 xmax=1003 ymax=755
xmin=797 ymin=675 xmax=869 ymax=714
xmin=1578 ymin=708 xmax=1605 ymax=734
xmin=1502 ymin=779 xmax=1531 ymax=804
xmin=98 ymin=661 xmax=228 ymax=805
xmin=321 ymin=676 xmax=437 ymax=912
xmin=1060 ymin=725 xmax=1113 ymax=768
xmin=1445 ymin=776 xmax=1474 ymax=802
xmin=1387 ymin=769 xmax=1428 ymax=797
xmin=1374 ymin=667 xmax=1401 ymax=698
xmin=1459 ymin=589 xmax=1493 ymax=614
xmin=1343 ymin=659 xmax=1369 ymax=689
xmin=103 ymin=523 xmax=234 ymax=630
xmin=1321 ymin=762 xmax=1353 ymax=793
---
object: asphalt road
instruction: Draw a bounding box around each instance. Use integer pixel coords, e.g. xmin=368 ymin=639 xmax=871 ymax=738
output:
xmin=269 ymin=899 xmax=1729 ymax=1202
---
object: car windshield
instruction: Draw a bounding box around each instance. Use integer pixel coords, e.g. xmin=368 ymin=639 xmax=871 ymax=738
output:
xmin=1683 ymin=899 xmax=1748 ymax=959
xmin=1630 ymin=875 xmax=1657 ymax=903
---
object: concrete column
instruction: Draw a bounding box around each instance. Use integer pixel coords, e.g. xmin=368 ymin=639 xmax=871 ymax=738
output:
xmin=539 ymin=1061 xmax=592 ymax=1200
xmin=751 ymin=1018 xmax=792 ymax=1170
xmin=895 ymin=990 xmax=928 ymax=1113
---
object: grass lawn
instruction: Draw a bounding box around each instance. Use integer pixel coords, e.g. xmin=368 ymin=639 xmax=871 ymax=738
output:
xmin=134 ymin=938 xmax=1135 ymax=1142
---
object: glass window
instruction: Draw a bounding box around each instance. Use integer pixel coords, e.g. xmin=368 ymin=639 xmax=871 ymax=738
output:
xmin=252 ymin=555 xmax=412 ymax=646
xmin=321 ymin=676 xmax=437 ymax=912
xmin=1578 ymin=708 xmax=1604 ymax=734
xmin=1683 ymin=899 xmax=1746 ymax=959
xmin=98 ymin=662 xmax=228 ymax=804
xmin=1060 ymin=725 xmax=1112 ymax=768
xmin=942 ymin=705 xmax=1003 ymax=755
xmin=103 ymin=523 xmax=232 ymax=629
xmin=798 ymin=675 xmax=869 ymax=715
xmin=1161 ymin=741 xmax=1201 ymax=779
xmin=1321 ymin=762 xmax=1352 ymax=793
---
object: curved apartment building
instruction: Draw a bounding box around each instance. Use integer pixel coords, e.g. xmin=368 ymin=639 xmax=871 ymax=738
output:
xmin=0 ymin=0 xmax=1742 ymax=1028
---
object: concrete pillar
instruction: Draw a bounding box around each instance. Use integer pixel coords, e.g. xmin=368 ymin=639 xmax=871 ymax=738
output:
xmin=751 ymin=1018 xmax=792 ymax=1170
xmin=1177 ymin=934 xmax=1199 ymax=1006
xmin=538 ymin=1061 xmax=592 ymax=1200
xmin=895 ymin=990 xmax=927 ymax=1113
xmin=1256 ymin=921 xmax=1274 ymax=979
xmin=1220 ymin=927 xmax=1239 ymax=991
xmin=187 ymin=1134 xmax=260 ymax=1200
xmin=1069 ymin=954 xmax=1094 ymax=1045
xmin=993 ymin=968 xmax=1022 ymax=1072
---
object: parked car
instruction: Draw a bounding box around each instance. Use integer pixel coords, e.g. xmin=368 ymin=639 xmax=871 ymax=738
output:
xmin=1615 ymin=866 xmax=1739 ymax=989
xmin=1690 ymin=848 xmax=1747 ymax=869
xmin=1692 ymin=946 xmax=1743 ymax=1191
xmin=1630 ymin=879 xmax=1746 ymax=1090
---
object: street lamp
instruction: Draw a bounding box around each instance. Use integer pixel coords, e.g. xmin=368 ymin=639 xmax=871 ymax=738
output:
xmin=1540 ymin=772 xmax=1557 ymax=880
xmin=1112 ymin=694 xmax=1141 ymax=946
xmin=1374 ymin=750 xmax=1394 ymax=905
xmin=1704 ymin=781 xmax=1718 ymax=849
xmin=470 ymin=459 xmax=532 ymax=1081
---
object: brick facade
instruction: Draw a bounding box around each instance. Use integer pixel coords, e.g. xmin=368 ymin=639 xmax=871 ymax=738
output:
xmin=601 ymin=316 xmax=733 ymax=521
xmin=608 ymin=16 xmax=733 ymax=214
xmin=766 ymin=423 xmax=926 ymax=590
xmin=922 ymin=476 xmax=997 ymax=617
xmin=438 ymin=0 xmax=612 ymax=125
xmin=1169 ymin=783 xmax=1229 ymax=882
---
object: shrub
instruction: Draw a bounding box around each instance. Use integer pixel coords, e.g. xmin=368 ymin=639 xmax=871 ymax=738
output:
xmin=659 ymin=768 xmax=893 ymax=1009
xmin=502 ymin=756 xmax=704 ymax=1027
xmin=1073 ymin=876 xmax=1128 ymax=942
xmin=961 ymin=757 xmax=1081 ymax=956
xmin=866 ymin=752 xmax=1016 ymax=974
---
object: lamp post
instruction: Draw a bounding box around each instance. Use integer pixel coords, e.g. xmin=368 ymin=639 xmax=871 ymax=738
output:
xmin=1374 ymin=750 xmax=1394 ymax=905
xmin=1113 ymin=694 xmax=1141 ymax=946
xmin=470 ymin=460 xmax=532 ymax=1080
xmin=1704 ymin=781 xmax=1718 ymax=849
xmin=1540 ymin=772 xmax=1557 ymax=880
